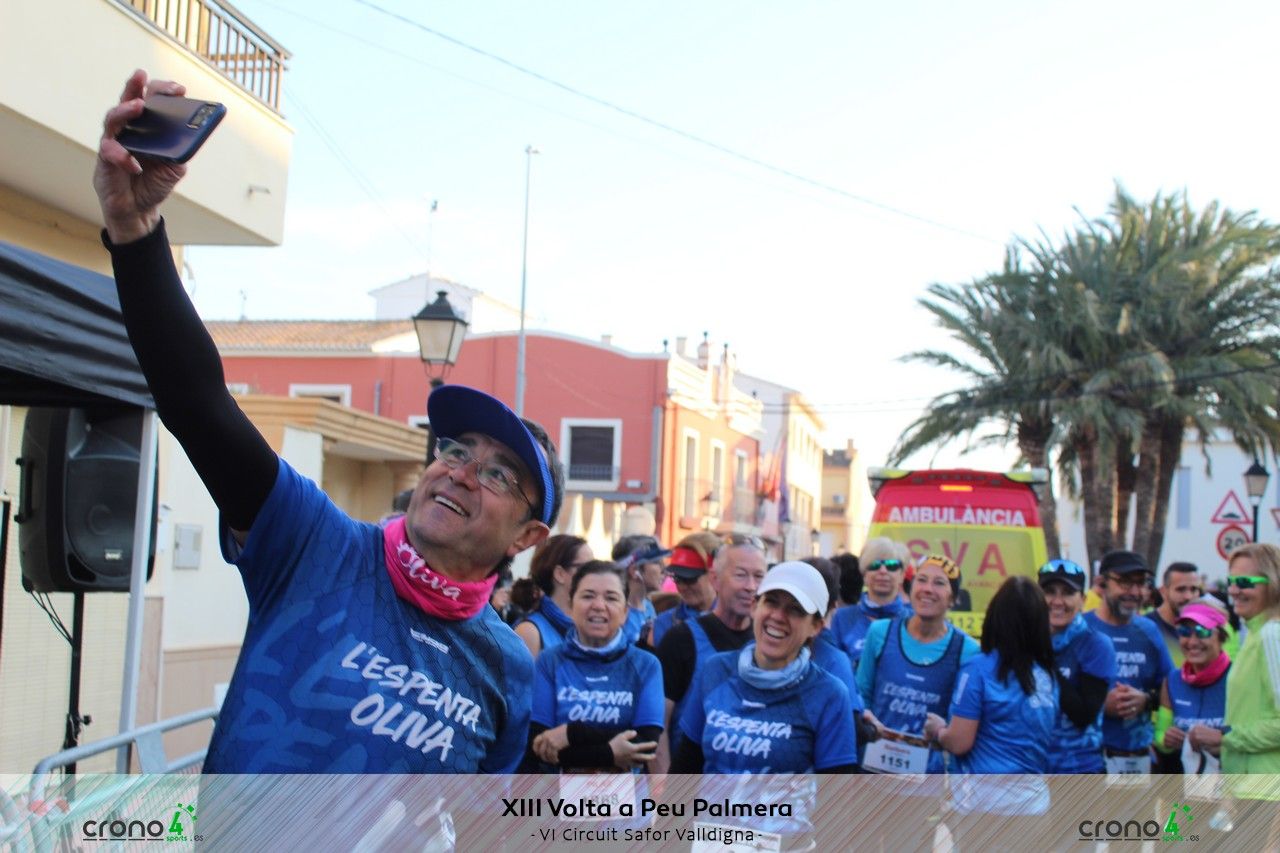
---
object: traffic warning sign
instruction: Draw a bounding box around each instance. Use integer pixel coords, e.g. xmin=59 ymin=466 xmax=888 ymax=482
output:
xmin=1211 ymin=491 xmax=1251 ymax=525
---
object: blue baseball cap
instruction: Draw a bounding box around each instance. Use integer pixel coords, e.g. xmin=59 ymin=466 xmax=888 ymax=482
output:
xmin=427 ymin=385 xmax=556 ymax=525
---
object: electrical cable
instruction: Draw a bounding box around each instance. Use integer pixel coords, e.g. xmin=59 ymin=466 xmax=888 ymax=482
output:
xmin=343 ymin=0 xmax=1001 ymax=244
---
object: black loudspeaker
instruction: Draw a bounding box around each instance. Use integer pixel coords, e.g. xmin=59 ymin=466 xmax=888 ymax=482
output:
xmin=17 ymin=407 xmax=156 ymax=593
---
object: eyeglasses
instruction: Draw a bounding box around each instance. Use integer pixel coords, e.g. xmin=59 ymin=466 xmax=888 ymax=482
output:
xmin=865 ymin=559 xmax=904 ymax=573
xmin=1175 ymin=623 xmax=1214 ymax=640
xmin=434 ymin=437 xmax=533 ymax=510
xmin=1104 ymin=573 xmax=1150 ymax=589
xmin=1039 ymin=559 xmax=1085 ymax=577
xmin=1227 ymin=575 xmax=1270 ymax=590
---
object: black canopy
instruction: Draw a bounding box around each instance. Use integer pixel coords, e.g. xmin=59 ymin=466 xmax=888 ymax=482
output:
xmin=0 ymin=241 xmax=153 ymax=409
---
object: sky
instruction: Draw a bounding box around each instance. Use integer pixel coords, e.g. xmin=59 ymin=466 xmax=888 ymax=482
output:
xmin=183 ymin=0 xmax=1280 ymax=472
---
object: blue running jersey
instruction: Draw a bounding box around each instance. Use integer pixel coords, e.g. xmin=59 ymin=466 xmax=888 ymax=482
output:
xmin=949 ymin=652 xmax=1057 ymax=815
xmin=1084 ymin=612 xmax=1174 ymax=752
xmin=1048 ymin=626 xmax=1115 ymax=773
xmin=531 ymin=641 xmax=664 ymax=730
xmin=207 ymin=459 xmax=532 ymax=773
xmin=678 ymin=651 xmax=856 ymax=773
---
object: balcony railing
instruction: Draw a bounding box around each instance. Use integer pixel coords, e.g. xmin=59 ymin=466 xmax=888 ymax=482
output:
xmin=119 ymin=0 xmax=289 ymax=112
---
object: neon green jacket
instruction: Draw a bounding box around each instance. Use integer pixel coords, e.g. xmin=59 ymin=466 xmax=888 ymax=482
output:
xmin=1222 ymin=614 xmax=1280 ymax=798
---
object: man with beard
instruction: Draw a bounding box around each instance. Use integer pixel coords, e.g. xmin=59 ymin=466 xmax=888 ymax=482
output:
xmin=1145 ymin=562 xmax=1204 ymax=667
xmin=1084 ymin=550 xmax=1174 ymax=775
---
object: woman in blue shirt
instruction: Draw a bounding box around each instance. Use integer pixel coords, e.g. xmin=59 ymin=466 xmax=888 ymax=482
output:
xmin=857 ymin=554 xmax=979 ymax=776
xmin=526 ymin=559 xmax=664 ymax=772
xmin=515 ymin=535 xmax=592 ymax=658
xmin=925 ymin=575 xmax=1058 ymax=820
xmin=673 ymin=561 xmax=856 ymax=850
xmin=1158 ymin=601 xmax=1230 ymax=773
xmin=1038 ymin=558 xmax=1116 ymax=773
xmin=830 ymin=538 xmax=913 ymax=668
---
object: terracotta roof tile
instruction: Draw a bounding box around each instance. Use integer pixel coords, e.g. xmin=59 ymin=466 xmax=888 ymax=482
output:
xmin=205 ymin=320 xmax=412 ymax=351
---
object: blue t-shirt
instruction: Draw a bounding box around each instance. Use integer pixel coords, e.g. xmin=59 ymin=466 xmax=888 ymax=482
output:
xmin=1049 ymin=623 xmax=1116 ymax=773
xmin=949 ymin=652 xmax=1057 ymax=815
xmin=650 ymin=600 xmax=704 ymax=648
xmin=813 ymin=630 xmax=865 ymax=714
xmin=678 ymin=651 xmax=856 ymax=773
xmin=679 ymin=650 xmax=856 ymax=841
xmin=207 ymin=459 xmax=532 ymax=773
xmin=623 ymin=599 xmax=658 ymax=645
xmin=1084 ymin=611 xmax=1174 ymax=751
xmin=531 ymin=639 xmax=665 ymax=731
xmin=830 ymin=594 xmax=912 ymax=668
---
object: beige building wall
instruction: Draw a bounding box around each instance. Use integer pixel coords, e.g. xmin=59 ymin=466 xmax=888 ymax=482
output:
xmin=0 ymin=407 xmax=137 ymax=773
xmin=2 ymin=0 xmax=292 ymax=246
xmin=821 ymin=439 xmax=872 ymax=557
xmin=1 ymin=0 xmax=293 ymax=775
xmin=783 ymin=396 xmax=825 ymax=558
xmin=0 ymin=185 xmax=108 ymax=273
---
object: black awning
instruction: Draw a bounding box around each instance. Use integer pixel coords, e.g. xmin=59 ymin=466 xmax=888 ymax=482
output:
xmin=0 ymin=241 xmax=153 ymax=409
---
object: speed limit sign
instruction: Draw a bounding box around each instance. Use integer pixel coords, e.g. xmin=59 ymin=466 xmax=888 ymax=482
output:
xmin=1217 ymin=525 xmax=1250 ymax=560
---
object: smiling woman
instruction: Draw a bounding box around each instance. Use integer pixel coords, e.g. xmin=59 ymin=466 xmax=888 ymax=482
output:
xmin=670 ymin=561 xmax=857 ymax=849
xmin=1222 ymin=544 xmax=1280 ymax=794
xmin=524 ymin=560 xmax=664 ymax=775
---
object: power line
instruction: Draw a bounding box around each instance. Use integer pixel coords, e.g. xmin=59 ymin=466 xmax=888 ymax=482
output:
xmin=287 ymin=90 xmax=430 ymax=263
xmin=350 ymin=0 xmax=1002 ymax=245
xmin=752 ymin=359 xmax=1280 ymax=415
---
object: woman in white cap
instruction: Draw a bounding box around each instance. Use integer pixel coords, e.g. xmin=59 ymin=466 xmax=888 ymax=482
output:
xmin=672 ymin=561 xmax=856 ymax=850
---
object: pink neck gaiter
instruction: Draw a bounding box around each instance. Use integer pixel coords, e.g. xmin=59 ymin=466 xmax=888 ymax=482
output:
xmin=382 ymin=516 xmax=497 ymax=621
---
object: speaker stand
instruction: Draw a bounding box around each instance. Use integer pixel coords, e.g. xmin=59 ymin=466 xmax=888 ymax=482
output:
xmin=62 ymin=592 xmax=88 ymax=774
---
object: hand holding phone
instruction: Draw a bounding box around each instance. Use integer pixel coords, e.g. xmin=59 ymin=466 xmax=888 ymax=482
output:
xmin=95 ymin=71 xmax=198 ymax=244
xmin=115 ymin=94 xmax=226 ymax=164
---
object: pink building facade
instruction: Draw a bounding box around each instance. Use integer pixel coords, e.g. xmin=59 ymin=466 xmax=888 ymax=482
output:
xmin=209 ymin=324 xmax=766 ymax=548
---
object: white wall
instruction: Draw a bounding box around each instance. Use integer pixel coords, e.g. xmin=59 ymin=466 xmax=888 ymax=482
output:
xmin=1055 ymin=435 xmax=1280 ymax=582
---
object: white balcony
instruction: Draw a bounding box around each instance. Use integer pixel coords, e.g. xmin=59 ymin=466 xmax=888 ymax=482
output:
xmin=0 ymin=0 xmax=292 ymax=246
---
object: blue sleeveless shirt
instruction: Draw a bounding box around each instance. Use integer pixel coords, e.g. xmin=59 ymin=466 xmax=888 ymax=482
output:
xmin=868 ymin=618 xmax=965 ymax=774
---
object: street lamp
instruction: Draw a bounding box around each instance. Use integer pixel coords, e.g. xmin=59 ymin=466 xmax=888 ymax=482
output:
xmin=515 ymin=144 xmax=539 ymax=417
xmin=1245 ymin=459 xmax=1270 ymax=543
xmin=413 ymin=289 xmax=469 ymax=460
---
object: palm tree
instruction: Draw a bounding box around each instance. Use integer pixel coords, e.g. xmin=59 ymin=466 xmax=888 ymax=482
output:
xmin=1109 ymin=188 xmax=1280 ymax=568
xmin=891 ymin=253 xmax=1066 ymax=555
xmin=897 ymin=186 xmax=1280 ymax=570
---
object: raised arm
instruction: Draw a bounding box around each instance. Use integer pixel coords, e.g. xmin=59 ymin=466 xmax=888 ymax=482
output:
xmin=95 ymin=70 xmax=277 ymax=535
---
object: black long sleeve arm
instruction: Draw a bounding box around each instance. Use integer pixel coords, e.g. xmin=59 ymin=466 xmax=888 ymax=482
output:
xmin=1056 ymin=671 xmax=1109 ymax=731
xmin=525 ymin=722 xmax=663 ymax=771
xmin=105 ymin=221 xmax=277 ymax=531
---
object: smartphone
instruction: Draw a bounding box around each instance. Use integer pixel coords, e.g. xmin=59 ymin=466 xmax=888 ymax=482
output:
xmin=115 ymin=95 xmax=227 ymax=164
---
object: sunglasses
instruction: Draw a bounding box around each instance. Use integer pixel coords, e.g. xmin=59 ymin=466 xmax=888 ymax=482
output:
xmin=865 ymin=559 xmax=904 ymax=573
xmin=1039 ymin=559 xmax=1085 ymax=577
xmin=1228 ymin=575 xmax=1270 ymax=590
xmin=1175 ymin=623 xmax=1215 ymax=640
